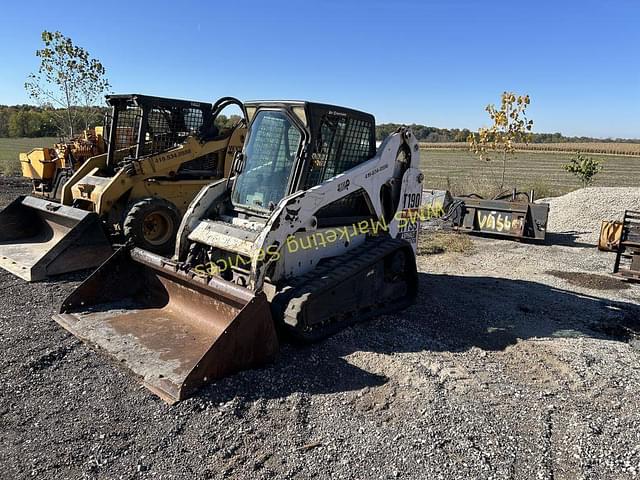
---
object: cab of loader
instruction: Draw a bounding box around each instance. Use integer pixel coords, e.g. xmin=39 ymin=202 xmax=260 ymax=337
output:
xmin=177 ymin=101 xmax=411 ymax=291
xmin=230 ymin=101 xmax=377 ymax=216
xmin=178 ymin=101 xmax=382 ymax=282
xmin=102 ymin=94 xmax=229 ymax=176
xmin=59 ymin=94 xmax=247 ymax=252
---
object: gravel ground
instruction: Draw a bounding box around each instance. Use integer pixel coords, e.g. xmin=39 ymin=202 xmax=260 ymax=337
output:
xmin=1 ymin=178 xmax=639 ymax=479
xmin=544 ymin=187 xmax=640 ymax=244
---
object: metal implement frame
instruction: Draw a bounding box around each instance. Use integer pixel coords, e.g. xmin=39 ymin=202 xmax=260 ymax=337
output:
xmin=613 ymin=210 xmax=640 ymax=281
xmin=449 ymin=197 xmax=549 ymax=241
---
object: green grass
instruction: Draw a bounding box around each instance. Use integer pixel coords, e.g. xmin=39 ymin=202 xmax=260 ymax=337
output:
xmin=421 ymin=148 xmax=640 ymax=198
xmin=418 ymin=232 xmax=474 ymax=256
xmin=0 ymin=137 xmax=59 ymax=175
xmin=2 ymin=139 xmax=639 ymax=196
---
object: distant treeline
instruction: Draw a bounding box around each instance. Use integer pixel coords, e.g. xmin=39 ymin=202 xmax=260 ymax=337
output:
xmin=376 ymin=123 xmax=640 ymax=144
xmin=1 ymin=105 xmax=638 ymax=143
xmin=0 ymin=105 xmax=106 ymax=138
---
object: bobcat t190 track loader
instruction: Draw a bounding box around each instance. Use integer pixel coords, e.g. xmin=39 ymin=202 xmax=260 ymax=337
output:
xmin=0 ymin=94 xmax=245 ymax=281
xmin=53 ymin=101 xmax=423 ymax=403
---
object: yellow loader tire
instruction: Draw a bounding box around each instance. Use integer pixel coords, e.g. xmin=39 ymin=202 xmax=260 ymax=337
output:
xmin=123 ymin=197 xmax=180 ymax=254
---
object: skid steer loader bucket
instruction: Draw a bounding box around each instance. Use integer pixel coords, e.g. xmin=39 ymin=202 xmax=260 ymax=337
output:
xmin=0 ymin=196 xmax=112 ymax=281
xmin=53 ymin=248 xmax=279 ymax=404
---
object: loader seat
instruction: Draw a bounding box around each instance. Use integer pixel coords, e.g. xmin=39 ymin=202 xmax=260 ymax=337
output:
xmin=198 ymin=123 xmax=220 ymax=142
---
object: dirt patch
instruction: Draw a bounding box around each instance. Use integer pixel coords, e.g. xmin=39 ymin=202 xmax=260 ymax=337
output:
xmin=546 ymin=270 xmax=629 ymax=290
xmin=0 ymin=175 xmax=30 ymax=202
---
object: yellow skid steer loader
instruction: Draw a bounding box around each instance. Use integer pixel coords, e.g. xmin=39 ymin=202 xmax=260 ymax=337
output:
xmin=0 ymin=94 xmax=245 ymax=281
xmin=53 ymin=101 xmax=423 ymax=403
xmin=20 ymin=127 xmax=106 ymax=200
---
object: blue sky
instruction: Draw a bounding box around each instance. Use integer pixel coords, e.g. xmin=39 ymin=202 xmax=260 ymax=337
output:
xmin=0 ymin=0 xmax=638 ymax=138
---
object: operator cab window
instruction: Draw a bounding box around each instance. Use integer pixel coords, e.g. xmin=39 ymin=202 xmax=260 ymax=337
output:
xmin=306 ymin=114 xmax=373 ymax=188
xmin=144 ymin=106 xmax=204 ymax=154
xmin=112 ymin=106 xmax=142 ymax=151
xmin=232 ymin=110 xmax=302 ymax=211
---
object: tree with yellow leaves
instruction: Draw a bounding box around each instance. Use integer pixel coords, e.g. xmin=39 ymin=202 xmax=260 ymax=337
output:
xmin=468 ymin=92 xmax=534 ymax=191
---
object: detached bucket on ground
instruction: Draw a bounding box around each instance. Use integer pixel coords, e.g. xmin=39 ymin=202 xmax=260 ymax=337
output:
xmin=0 ymin=196 xmax=112 ymax=281
xmin=53 ymin=248 xmax=279 ymax=404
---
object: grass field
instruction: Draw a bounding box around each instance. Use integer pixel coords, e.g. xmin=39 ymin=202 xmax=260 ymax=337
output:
xmin=421 ymin=142 xmax=640 ymax=156
xmin=0 ymin=137 xmax=59 ymax=175
xmin=1 ymin=138 xmax=639 ymax=197
xmin=421 ymin=148 xmax=640 ymax=197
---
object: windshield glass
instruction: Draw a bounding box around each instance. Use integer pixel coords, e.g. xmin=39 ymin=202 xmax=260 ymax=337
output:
xmin=232 ymin=110 xmax=302 ymax=211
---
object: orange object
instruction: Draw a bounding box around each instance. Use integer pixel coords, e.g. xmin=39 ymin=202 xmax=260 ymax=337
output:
xmin=598 ymin=220 xmax=624 ymax=251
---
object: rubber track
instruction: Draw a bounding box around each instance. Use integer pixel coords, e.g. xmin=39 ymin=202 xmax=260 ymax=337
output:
xmin=274 ymin=236 xmax=416 ymax=342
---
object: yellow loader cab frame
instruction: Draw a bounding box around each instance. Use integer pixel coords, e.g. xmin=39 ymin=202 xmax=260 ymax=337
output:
xmin=60 ymin=94 xmax=246 ymax=252
xmin=0 ymin=94 xmax=246 ymax=281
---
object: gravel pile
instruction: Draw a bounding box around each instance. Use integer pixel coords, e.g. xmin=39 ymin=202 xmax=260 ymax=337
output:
xmin=543 ymin=187 xmax=640 ymax=244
